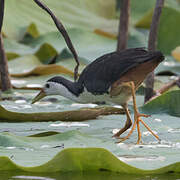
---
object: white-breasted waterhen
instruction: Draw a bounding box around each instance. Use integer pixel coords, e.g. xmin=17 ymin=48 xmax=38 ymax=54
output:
xmin=32 ymin=47 xmax=164 ymax=144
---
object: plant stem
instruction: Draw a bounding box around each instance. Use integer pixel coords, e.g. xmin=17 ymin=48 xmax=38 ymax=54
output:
xmin=33 ymin=0 xmax=79 ymax=81
xmin=144 ymin=0 xmax=164 ymax=103
xmin=0 ymin=0 xmax=12 ymax=91
xmin=117 ymin=0 xmax=130 ymax=51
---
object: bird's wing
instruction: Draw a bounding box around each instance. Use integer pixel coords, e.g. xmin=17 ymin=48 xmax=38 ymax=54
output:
xmin=78 ymin=48 xmax=163 ymax=95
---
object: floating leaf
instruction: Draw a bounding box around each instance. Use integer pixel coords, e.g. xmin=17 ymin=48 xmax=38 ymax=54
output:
xmin=4 ymin=0 xmax=117 ymax=40
xmin=27 ymin=28 xmax=117 ymax=63
xmin=142 ymin=90 xmax=180 ymax=117
xmin=131 ymin=0 xmax=155 ymax=24
xmin=136 ymin=7 xmax=180 ymax=55
xmin=0 ymin=148 xmax=180 ymax=174
xmin=4 ymin=39 xmax=35 ymax=60
xmin=28 ymin=28 xmax=148 ymax=63
xmin=10 ymin=64 xmax=75 ymax=78
xmin=8 ymin=55 xmax=42 ymax=74
xmin=0 ymin=105 xmax=124 ymax=122
xmin=157 ymin=7 xmax=180 ymax=54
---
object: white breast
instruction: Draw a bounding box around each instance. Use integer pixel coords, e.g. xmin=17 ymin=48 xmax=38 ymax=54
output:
xmin=75 ymin=88 xmax=132 ymax=105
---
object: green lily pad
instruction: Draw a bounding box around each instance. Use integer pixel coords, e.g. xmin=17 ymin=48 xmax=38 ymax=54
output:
xmin=27 ymin=28 xmax=117 ymax=63
xmin=0 ymin=148 xmax=180 ymax=174
xmin=142 ymin=90 xmax=180 ymax=116
xmin=136 ymin=7 xmax=180 ymax=55
xmin=3 ymin=0 xmax=117 ymax=40
xmin=157 ymin=7 xmax=180 ymax=54
xmin=8 ymin=55 xmax=42 ymax=74
xmin=130 ymin=0 xmax=156 ymax=24
xmin=27 ymin=28 xmax=148 ymax=63
xmin=4 ymin=39 xmax=35 ymax=60
xmin=0 ymin=103 xmax=180 ymax=170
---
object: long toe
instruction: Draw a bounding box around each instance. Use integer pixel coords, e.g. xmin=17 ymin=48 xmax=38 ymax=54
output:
xmin=139 ymin=118 xmax=161 ymax=141
xmin=138 ymin=113 xmax=151 ymax=118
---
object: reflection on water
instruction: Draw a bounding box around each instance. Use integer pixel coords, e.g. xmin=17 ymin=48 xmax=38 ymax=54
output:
xmin=0 ymin=171 xmax=180 ymax=180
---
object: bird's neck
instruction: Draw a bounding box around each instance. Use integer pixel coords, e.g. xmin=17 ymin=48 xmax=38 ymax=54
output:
xmin=56 ymin=79 xmax=83 ymax=102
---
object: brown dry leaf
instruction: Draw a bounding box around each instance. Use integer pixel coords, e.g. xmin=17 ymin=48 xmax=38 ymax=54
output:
xmin=172 ymin=46 xmax=180 ymax=62
xmin=0 ymin=105 xmax=125 ymax=122
xmin=94 ymin=29 xmax=117 ymax=39
xmin=11 ymin=64 xmax=75 ymax=77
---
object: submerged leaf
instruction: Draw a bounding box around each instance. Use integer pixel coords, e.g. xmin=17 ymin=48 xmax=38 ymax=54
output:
xmin=23 ymin=23 xmax=40 ymax=38
xmin=35 ymin=43 xmax=57 ymax=63
xmin=135 ymin=9 xmax=153 ymax=29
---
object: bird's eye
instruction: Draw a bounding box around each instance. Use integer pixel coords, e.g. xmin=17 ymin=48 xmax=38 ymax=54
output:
xmin=45 ymin=84 xmax=50 ymax=88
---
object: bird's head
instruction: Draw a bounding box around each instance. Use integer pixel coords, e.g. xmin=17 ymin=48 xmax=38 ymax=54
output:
xmin=31 ymin=76 xmax=76 ymax=104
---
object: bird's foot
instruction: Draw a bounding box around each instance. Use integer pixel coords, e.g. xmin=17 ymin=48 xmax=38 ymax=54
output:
xmin=113 ymin=135 xmax=129 ymax=140
xmin=115 ymin=113 xmax=150 ymax=144
xmin=139 ymin=117 xmax=161 ymax=142
xmin=137 ymin=113 xmax=151 ymax=118
xmin=112 ymin=127 xmax=131 ymax=139
xmin=136 ymin=139 xmax=143 ymax=145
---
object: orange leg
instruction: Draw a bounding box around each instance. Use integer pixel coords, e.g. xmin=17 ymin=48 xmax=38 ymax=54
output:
xmin=112 ymin=104 xmax=132 ymax=138
xmin=117 ymin=81 xmax=161 ymax=144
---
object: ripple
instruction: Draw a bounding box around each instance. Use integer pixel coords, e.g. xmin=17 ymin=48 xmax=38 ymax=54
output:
xmin=168 ymin=128 xmax=180 ymax=133
xmin=34 ymin=102 xmax=52 ymax=106
xmin=118 ymin=155 xmax=165 ymax=162
xmin=40 ymin=145 xmax=50 ymax=149
xmin=117 ymin=140 xmax=180 ymax=149
xmin=27 ymin=84 xmax=42 ymax=88
xmin=6 ymin=147 xmax=16 ymax=150
xmin=143 ymin=131 xmax=158 ymax=136
xmin=12 ymin=176 xmax=55 ymax=180
xmin=163 ymin=61 xmax=176 ymax=67
xmin=154 ymin=118 xmax=162 ymax=122
xmin=71 ymin=103 xmax=97 ymax=108
xmin=50 ymin=122 xmax=90 ymax=127
xmin=15 ymin=100 xmax=27 ymax=104
xmin=11 ymin=79 xmax=26 ymax=85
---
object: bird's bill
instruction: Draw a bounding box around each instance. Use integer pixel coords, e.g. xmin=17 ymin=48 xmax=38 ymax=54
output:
xmin=31 ymin=90 xmax=46 ymax=104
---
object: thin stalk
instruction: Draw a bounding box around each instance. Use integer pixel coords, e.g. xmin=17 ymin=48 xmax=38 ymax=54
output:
xmin=0 ymin=0 xmax=12 ymax=91
xmin=117 ymin=0 xmax=130 ymax=51
xmin=145 ymin=0 xmax=164 ymax=103
xmin=33 ymin=0 xmax=79 ymax=81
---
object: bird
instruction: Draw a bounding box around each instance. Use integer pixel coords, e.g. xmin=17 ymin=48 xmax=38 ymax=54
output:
xmin=32 ymin=47 xmax=164 ymax=144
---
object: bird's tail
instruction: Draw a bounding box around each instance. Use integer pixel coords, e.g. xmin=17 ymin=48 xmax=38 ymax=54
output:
xmin=149 ymin=50 xmax=165 ymax=63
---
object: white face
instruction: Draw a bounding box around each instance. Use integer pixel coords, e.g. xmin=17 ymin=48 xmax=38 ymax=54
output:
xmin=43 ymin=81 xmax=78 ymax=102
xmin=43 ymin=82 xmax=63 ymax=96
